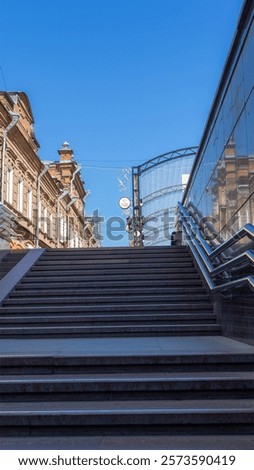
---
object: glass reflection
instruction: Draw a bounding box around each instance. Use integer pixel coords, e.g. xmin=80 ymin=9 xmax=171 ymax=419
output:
xmin=184 ymin=15 xmax=254 ymax=242
xmin=140 ymin=155 xmax=195 ymax=245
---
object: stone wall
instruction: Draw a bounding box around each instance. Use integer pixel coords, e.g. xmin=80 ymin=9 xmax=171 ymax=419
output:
xmin=214 ymin=294 xmax=254 ymax=346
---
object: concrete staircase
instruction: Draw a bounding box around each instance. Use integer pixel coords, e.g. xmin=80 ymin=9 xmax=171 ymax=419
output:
xmin=1 ymin=339 xmax=254 ymax=439
xmin=0 ymin=250 xmax=27 ymax=281
xmin=0 ymin=246 xmax=219 ymax=338
xmin=0 ymin=246 xmax=254 ymax=443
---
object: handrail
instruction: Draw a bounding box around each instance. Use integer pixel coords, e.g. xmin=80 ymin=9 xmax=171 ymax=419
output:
xmin=210 ymin=223 xmax=254 ymax=259
xmin=177 ymin=202 xmax=254 ymax=294
xmin=212 ymin=275 xmax=254 ymax=294
xmin=212 ymin=249 xmax=254 ymax=276
xmin=177 ymin=203 xmax=214 ymax=256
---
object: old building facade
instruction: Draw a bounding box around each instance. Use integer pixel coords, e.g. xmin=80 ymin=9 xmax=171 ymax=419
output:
xmin=0 ymin=91 xmax=98 ymax=249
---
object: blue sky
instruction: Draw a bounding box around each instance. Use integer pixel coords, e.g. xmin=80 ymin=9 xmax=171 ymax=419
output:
xmin=0 ymin=0 xmax=243 ymax=245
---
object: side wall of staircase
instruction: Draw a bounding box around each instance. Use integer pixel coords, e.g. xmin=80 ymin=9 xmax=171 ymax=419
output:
xmin=214 ymin=293 xmax=254 ymax=346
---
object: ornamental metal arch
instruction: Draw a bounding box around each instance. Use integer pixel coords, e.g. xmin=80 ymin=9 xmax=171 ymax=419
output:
xmin=131 ymin=146 xmax=198 ymax=246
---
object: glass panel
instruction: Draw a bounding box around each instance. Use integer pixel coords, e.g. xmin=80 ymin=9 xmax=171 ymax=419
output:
xmin=246 ymin=90 xmax=254 ymax=158
xmin=140 ymin=154 xmax=195 ymax=245
xmin=184 ymin=16 xmax=254 ymax=242
xmin=243 ymin=18 xmax=254 ymax=100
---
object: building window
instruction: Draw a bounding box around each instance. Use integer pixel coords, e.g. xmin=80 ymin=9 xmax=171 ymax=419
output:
xmin=239 ymin=207 xmax=249 ymax=227
xmin=75 ymin=233 xmax=79 ymax=248
xmin=18 ymin=179 xmax=23 ymax=213
xmin=38 ymin=200 xmax=41 ymax=230
xmin=60 ymin=216 xmax=66 ymax=243
xmin=69 ymin=220 xmax=74 ymax=248
xmin=49 ymin=213 xmax=53 ymax=239
xmin=7 ymin=167 xmax=13 ymax=204
xmin=61 ymin=216 xmax=67 ymax=243
xmin=27 ymin=189 xmax=33 ymax=221
xmin=43 ymin=207 xmax=47 ymax=234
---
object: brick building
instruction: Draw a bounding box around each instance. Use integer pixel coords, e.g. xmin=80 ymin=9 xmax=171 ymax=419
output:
xmin=0 ymin=91 xmax=98 ymax=249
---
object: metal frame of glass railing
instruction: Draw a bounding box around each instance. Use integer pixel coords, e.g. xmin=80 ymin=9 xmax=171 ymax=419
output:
xmin=177 ymin=202 xmax=254 ymax=294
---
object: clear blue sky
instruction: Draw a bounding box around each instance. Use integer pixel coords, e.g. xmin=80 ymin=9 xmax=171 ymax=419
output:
xmin=0 ymin=0 xmax=243 ymax=245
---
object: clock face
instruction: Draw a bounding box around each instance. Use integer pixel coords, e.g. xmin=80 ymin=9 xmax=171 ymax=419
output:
xmin=119 ymin=196 xmax=131 ymax=209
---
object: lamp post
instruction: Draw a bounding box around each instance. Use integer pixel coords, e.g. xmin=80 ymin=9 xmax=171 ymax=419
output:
xmin=132 ymin=167 xmax=143 ymax=247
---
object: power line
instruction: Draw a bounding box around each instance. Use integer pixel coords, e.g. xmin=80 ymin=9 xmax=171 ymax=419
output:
xmin=83 ymin=160 xmax=140 ymax=163
xmin=83 ymin=165 xmax=131 ymax=170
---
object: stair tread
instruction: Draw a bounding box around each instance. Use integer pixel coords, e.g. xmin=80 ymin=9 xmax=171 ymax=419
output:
xmin=11 ymin=287 xmax=206 ymax=295
xmin=1 ymin=370 xmax=254 ymax=383
xmin=0 ymin=303 xmax=212 ymax=310
xmin=44 ymin=247 xmax=188 ymax=252
xmin=29 ymin=269 xmax=197 ymax=276
xmin=4 ymin=295 xmax=210 ymax=305
xmin=21 ymin=276 xmax=202 ymax=283
xmin=0 ymin=324 xmax=220 ymax=330
xmin=19 ymin=284 xmax=203 ymax=290
xmin=1 ymin=352 xmax=253 ymax=365
xmin=1 ymin=398 xmax=254 ymax=413
xmin=0 ymin=434 xmax=252 ymax=450
xmin=38 ymin=257 xmax=192 ymax=263
xmin=0 ymin=313 xmax=216 ymax=321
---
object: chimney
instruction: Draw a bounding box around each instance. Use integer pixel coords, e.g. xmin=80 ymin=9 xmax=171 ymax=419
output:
xmin=58 ymin=141 xmax=74 ymax=162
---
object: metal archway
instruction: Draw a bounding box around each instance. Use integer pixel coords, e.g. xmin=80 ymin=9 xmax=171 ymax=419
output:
xmin=131 ymin=146 xmax=198 ymax=246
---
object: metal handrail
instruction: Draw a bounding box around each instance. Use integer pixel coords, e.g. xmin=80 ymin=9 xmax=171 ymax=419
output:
xmin=177 ymin=202 xmax=254 ymax=294
xmin=212 ymin=249 xmax=254 ymax=276
xmin=210 ymin=223 xmax=254 ymax=259
xmin=178 ymin=203 xmax=214 ymax=256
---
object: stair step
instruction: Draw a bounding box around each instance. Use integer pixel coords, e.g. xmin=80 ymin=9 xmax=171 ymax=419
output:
xmin=3 ymin=397 xmax=251 ymax=414
xmin=0 ymin=310 xmax=214 ymax=319
xmin=37 ymin=258 xmax=193 ymax=266
xmin=16 ymin=280 xmax=204 ymax=290
xmin=1 ymin=371 xmax=253 ymax=401
xmin=22 ymin=273 xmax=202 ymax=282
xmin=0 ymin=313 xmax=217 ymax=325
xmin=1 ymin=348 xmax=253 ymax=374
xmin=11 ymin=287 xmax=206 ymax=296
xmin=0 ymin=399 xmax=253 ymax=436
xmin=0 ymin=303 xmax=213 ymax=314
xmin=4 ymin=294 xmax=210 ymax=306
xmin=0 ymin=263 xmax=18 ymax=269
xmin=2 ymin=370 xmax=253 ymax=385
xmin=44 ymin=247 xmax=188 ymax=255
xmin=40 ymin=252 xmax=191 ymax=259
xmin=0 ymin=251 xmax=27 ymax=281
xmin=30 ymin=265 xmax=195 ymax=274
xmin=0 ymin=324 xmax=221 ymax=338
